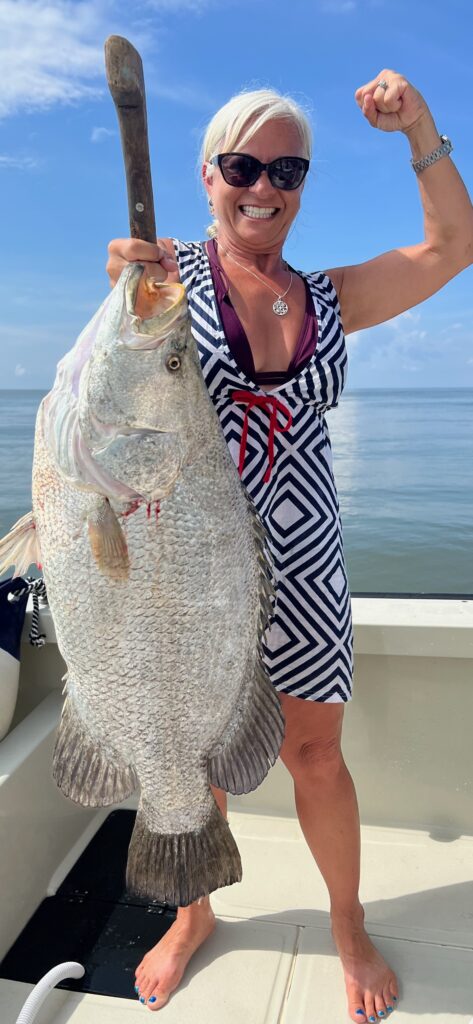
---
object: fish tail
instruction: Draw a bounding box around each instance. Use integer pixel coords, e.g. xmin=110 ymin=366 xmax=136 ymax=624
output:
xmin=126 ymin=798 xmax=242 ymax=907
xmin=52 ymin=697 xmax=138 ymax=806
xmin=0 ymin=511 xmax=42 ymax=578
xmin=208 ymin=661 xmax=285 ymax=795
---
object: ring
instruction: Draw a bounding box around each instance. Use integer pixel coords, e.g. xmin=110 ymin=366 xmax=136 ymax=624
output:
xmin=377 ymin=79 xmax=389 ymax=91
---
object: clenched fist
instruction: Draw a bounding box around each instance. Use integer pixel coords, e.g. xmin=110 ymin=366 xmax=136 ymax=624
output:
xmin=355 ymin=70 xmax=430 ymax=134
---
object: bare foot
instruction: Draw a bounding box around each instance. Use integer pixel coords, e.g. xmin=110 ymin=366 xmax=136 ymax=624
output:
xmin=331 ymin=904 xmax=399 ymax=1023
xmin=135 ymin=897 xmax=216 ymax=1010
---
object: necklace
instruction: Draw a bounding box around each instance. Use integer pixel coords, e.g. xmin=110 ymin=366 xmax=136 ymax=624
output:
xmin=218 ymin=243 xmax=293 ymax=317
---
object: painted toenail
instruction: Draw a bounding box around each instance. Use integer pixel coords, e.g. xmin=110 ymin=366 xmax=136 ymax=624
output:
xmin=149 ymin=997 xmax=157 ymax=1003
xmin=139 ymin=996 xmax=145 ymax=1003
xmin=386 ymin=1009 xmax=393 ymax=1014
xmin=378 ymin=1013 xmax=385 ymax=1018
xmin=369 ymin=1017 xmax=376 ymax=1022
xmin=392 ymin=996 xmax=397 ymax=1002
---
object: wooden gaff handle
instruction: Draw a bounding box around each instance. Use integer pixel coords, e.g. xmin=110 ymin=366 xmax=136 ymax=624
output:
xmin=104 ymin=35 xmax=156 ymax=243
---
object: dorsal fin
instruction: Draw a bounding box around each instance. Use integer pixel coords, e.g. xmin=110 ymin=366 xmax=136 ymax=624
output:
xmin=243 ymin=487 xmax=276 ymax=650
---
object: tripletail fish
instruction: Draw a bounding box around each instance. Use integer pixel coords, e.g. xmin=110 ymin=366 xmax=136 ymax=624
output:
xmin=0 ymin=264 xmax=285 ymax=906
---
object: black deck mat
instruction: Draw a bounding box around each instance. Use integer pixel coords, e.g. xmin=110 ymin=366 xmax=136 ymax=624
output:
xmin=0 ymin=810 xmax=177 ymax=1000
xmin=56 ymin=809 xmax=170 ymax=906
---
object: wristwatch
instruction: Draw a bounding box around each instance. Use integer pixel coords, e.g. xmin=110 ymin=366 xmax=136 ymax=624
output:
xmin=411 ymin=134 xmax=453 ymax=174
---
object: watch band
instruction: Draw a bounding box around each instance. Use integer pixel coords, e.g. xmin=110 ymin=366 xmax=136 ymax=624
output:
xmin=411 ymin=134 xmax=453 ymax=174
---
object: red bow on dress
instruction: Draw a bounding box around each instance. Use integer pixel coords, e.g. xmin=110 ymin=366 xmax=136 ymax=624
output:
xmin=232 ymin=390 xmax=293 ymax=483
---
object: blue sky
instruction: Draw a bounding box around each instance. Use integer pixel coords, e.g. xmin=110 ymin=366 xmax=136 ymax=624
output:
xmin=1 ymin=0 xmax=472 ymax=390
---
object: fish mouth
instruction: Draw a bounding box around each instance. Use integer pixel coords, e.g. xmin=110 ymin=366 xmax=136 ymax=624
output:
xmin=124 ymin=264 xmax=187 ymax=348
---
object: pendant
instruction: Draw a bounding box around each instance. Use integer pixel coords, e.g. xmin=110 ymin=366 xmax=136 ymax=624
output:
xmin=273 ymin=298 xmax=289 ymax=316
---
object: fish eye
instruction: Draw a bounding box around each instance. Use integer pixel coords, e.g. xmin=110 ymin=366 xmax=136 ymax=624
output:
xmin=166 ymin=353 xmax=181 ymax=372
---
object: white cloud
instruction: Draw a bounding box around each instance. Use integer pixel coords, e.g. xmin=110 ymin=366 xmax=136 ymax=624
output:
xmin=346 ymin=330 xmax=362 ymax=351
xmin=0 ymin=0 xmax=215 ymax=119
xmin=91 ymin=126 xmax=117 ymax=142
xmin=0 ymin=0 xmax=106 ymax=118
xmin=440 ymin=322 xmax=463 ymax=333
xmin=0 ymin=154 xmax=40 ymax=169
xmin=388 ymin=309 xmax=420 ymax=328
xmin=346 ymin=301 xmax=473 ymax=387
xmin=14 ymin=363 xmax=26 ymax=376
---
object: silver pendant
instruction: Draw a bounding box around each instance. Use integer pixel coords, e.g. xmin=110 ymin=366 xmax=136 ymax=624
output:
xmin=273 ymin=298 xmax=289 ymax=316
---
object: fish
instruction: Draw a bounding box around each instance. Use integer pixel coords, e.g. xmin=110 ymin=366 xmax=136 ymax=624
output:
xmin=0 ymin=263 xmax=285 ymax=906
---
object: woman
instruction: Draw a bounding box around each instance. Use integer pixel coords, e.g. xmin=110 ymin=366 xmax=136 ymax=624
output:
xmin=106 ymin=69 xmax=472 ymax=1019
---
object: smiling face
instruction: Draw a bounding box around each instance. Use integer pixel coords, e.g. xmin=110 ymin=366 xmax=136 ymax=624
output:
xmin=202 ymin=118 xmax=307 ymax=255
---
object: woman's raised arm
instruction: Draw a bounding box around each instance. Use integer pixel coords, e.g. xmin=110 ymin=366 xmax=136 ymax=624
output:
xmin=324 ymin=70 xmax=473 ymax=336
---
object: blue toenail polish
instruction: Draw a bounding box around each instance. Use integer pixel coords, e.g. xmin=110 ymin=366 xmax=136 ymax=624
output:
xmin=135 ymin=986 xmax=139 ymax=992
xmin=369 ymin=1017 xmax=376 ymax=1022
xmin=139 ymin=996 xmax=145 ymax=1003
xmin=149 ymin=996 xmax=157 ymax=1003
xmin=392 ymin=996 xmax=397 ymax=1002
xmin=378 ymin=1013 xmax=385 ymax=1018
xmin=386 ymin=1009 xmax=393 ymax=1014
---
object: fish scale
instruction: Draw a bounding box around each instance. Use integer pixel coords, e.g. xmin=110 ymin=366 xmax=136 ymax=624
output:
xmin=0 ymin=263 xmax=285 ymax=906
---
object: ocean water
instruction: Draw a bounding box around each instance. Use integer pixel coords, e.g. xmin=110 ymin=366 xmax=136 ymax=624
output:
xmin=1 ymin=388 xmax=472 ymax=595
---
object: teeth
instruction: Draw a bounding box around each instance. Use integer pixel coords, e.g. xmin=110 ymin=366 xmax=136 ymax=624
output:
xmin=241 ymin=205 xmax=277 ymax=219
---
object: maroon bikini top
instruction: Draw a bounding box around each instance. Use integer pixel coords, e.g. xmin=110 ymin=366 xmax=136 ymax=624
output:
xmin=205 ymin=238 xmax=318 ymax=387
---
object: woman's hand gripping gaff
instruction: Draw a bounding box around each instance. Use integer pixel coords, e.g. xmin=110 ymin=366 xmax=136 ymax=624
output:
xmin=106 ymin=238 xmax=179 ymax=319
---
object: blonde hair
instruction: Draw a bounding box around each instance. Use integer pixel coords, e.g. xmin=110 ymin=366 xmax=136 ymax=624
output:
xmin=199 ymin=88 xmax=313 ymax=238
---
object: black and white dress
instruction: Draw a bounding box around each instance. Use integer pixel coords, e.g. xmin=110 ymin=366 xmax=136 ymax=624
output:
xmin=172 ymin=238 xmax=353 ymax=703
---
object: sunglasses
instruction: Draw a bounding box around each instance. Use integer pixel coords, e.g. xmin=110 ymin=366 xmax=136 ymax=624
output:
xmin=210 ymin=153 xmax=309 ymax=191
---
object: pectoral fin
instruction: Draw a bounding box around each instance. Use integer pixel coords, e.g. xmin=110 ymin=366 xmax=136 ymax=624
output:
xmin=87 ymin=498 xmax=130 ymax=580
xmin=0 ymin=511 xmax=42 ymax=577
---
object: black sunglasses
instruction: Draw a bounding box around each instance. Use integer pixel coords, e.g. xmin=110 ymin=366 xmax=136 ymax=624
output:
xmin=210 ymin=153 xmax=309 ymax=191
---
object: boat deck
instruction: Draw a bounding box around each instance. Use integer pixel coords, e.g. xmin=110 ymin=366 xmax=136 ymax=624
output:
xmin=1 ymin=597 xmax=472 ymax=1022
xmin=2 ymin=806 xmax=473 ymax=1023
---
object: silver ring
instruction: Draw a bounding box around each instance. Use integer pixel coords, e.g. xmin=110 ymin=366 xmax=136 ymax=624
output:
xmin=377 ymin=79 xmax=389 ymax=91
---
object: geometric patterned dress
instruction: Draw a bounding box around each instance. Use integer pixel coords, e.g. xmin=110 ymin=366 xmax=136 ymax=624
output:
xmin=172 ymin=238 xmax=353 ymax=702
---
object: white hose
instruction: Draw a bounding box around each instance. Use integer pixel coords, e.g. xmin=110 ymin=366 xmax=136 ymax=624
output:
xmin=15 ymin=962 xmax=85 ymax=1024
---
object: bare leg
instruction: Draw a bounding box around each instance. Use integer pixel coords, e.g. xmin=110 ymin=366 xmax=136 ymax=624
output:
xmin=135 ymin=785 xmax=227 ymax=1011
xmin=279 ymin=692 xmax=399 ymax=1024
xmin=294 ymin=760 xmax=399 ymax=1022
